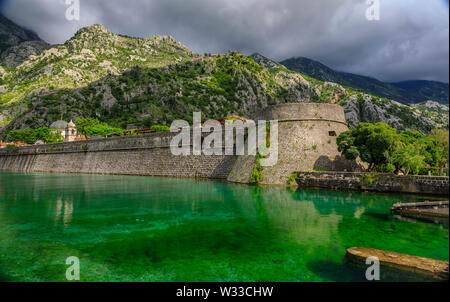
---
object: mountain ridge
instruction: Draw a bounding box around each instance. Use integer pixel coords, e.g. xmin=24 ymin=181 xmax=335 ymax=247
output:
xmin=0 ymin=13 xmax=50 ymax=69
xmin=0 ymin=21 xmax=448 ymax=139
xmin=280 ymin=56 xmax=449 ymax=105
xmin=0 ymin=14 xmax=44 ymax=53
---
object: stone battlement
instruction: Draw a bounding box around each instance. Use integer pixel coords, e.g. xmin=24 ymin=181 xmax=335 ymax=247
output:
xmin=255 ymin=103 xmax=347 ymax=125
xmin=229 ymin=103 xmax=361 ymax=185
xmin=0 ymin=131 xmax=180 ymax=156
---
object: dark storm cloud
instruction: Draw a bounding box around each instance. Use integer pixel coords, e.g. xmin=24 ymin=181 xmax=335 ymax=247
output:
xmin=3 ymin=0 xmax=449 ymax=83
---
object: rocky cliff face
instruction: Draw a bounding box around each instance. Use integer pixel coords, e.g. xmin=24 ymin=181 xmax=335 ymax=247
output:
xmin=2 ymin=53 xmax=323 ymax=131
xmin=341 ymin=95 xmax=448 ymax=132
xmin=0 ymin=23 xmax=198 ymax=131
xmin=1 ymin=40 xmax=50 ymax=68
xmin=0 ymin=14 xmax=50 ymax=70
xmin=1 ymin=23 xmax=197 ymax=102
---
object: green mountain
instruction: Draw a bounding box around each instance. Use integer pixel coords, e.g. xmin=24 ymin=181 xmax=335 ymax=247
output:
xmin=2 ymin=51 xmax=324 ymax=131
xmin=0 ymin=23 xmax=197 ymax=128
xmin=0 ymin=24 xmax=448 ymax=139
xmin=1 ymin=23 xmax=197 ymax=102
xmin=280 ymin=56 xmax=449 ymax=105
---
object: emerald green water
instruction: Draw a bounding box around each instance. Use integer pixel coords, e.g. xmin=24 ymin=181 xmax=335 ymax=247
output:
xmin=0 ymin=172 xmax=448 ymax=282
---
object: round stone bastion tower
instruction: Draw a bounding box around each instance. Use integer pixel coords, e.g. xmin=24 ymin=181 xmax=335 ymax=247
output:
xmin=227 ymin=103 xmax=364 ymax=185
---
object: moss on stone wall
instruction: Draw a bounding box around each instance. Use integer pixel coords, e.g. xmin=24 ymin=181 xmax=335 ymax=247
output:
xmin=249 ymin=153 xmax=264 ymax=184
xmin=287 ymin=173 xmax=297 ymax=185
xmin=359 ymin=174 xmax=378 ymax=187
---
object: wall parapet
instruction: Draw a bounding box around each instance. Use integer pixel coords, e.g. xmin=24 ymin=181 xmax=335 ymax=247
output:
xmin=0 ymin=132 xmax=179 ymax=156
xmin=256 ymin=103 xmax=347 ymax=124
xmin=0 ymin=128 xmax=245 ymax=156
xmin=295 ymin=171 xmax=449 ymax=195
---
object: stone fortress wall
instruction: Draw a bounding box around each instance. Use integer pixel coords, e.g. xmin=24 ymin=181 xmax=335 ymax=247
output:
xmin=1 ymin=103 xmax=446 ymax=195
xmin=0 ymin=130 xmax=237 ymax=179
xmin=0 ymin=103 xmax=372 ymax=185
xmin=228 ymin=103 xmax=363 ymax=185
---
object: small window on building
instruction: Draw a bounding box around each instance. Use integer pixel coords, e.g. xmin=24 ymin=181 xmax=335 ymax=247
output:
xmin=329 ymin=131 xmax=337 ymax=137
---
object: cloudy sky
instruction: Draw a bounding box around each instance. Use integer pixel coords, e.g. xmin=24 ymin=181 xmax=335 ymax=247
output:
xmin=1 ymin=0 xmax=449 ymax=83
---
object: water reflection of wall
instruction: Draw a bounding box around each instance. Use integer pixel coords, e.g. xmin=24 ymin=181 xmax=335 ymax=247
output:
xmin=54 ymin=197 xmax=73 ymax=228
xmin=221 ymin=186 xmax=353 ymax=256
xmin=220 ymin=186 xmax=413 ymax=259
xmin=0 ymin=173 xmax=368 ymax=234
xmin=0 ymin=173 xmax=402 ymax=245
xmin=0 ymin=173 xmax=244 ymax=227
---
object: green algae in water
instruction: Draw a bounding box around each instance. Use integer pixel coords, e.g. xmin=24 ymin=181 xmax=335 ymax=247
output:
xmin=0 ymin=172 xmax=448 ymax=282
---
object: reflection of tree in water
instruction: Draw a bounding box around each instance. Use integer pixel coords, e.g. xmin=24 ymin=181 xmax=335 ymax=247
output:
xmin=294 ymin=188 xmax=367 ymax=217
xmin=294 ymin=188 xmax=411 ymax=218
xmin=293 ymin=188 xmax=449 ymax=262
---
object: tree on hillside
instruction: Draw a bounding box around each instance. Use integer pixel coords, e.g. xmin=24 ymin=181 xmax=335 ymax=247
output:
xmin=337 ymin=123 xmax=397 ymax=171
xmin=8 ymin=129 xmax=36 ymax=144
xmin=399 ymin=131 xmax=441 ymax=169
xmin=429 ymin=129 xmax=449 ymax=176
xmin=337 ymin=123 xmax=447 ymax=175
xmin=391 ymin=141 xmax=426 ymax=175
xmin=7 ymin=127 xmax=64 ymax=144
xmin=74 ymin=118 xmax=124 ymax=138
xmin=150 ymin=125 xmax=170 ymax=132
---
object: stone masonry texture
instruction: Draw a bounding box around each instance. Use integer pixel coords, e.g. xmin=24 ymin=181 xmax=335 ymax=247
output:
xmin=295 ymin=171 xmax=449 ymax=195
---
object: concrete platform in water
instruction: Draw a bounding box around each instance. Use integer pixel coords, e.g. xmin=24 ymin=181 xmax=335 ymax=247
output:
xmin=345 ymin=247 xmax=449 ymax=282
xmin=391 ymin=201 xmax=449 ymax=224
